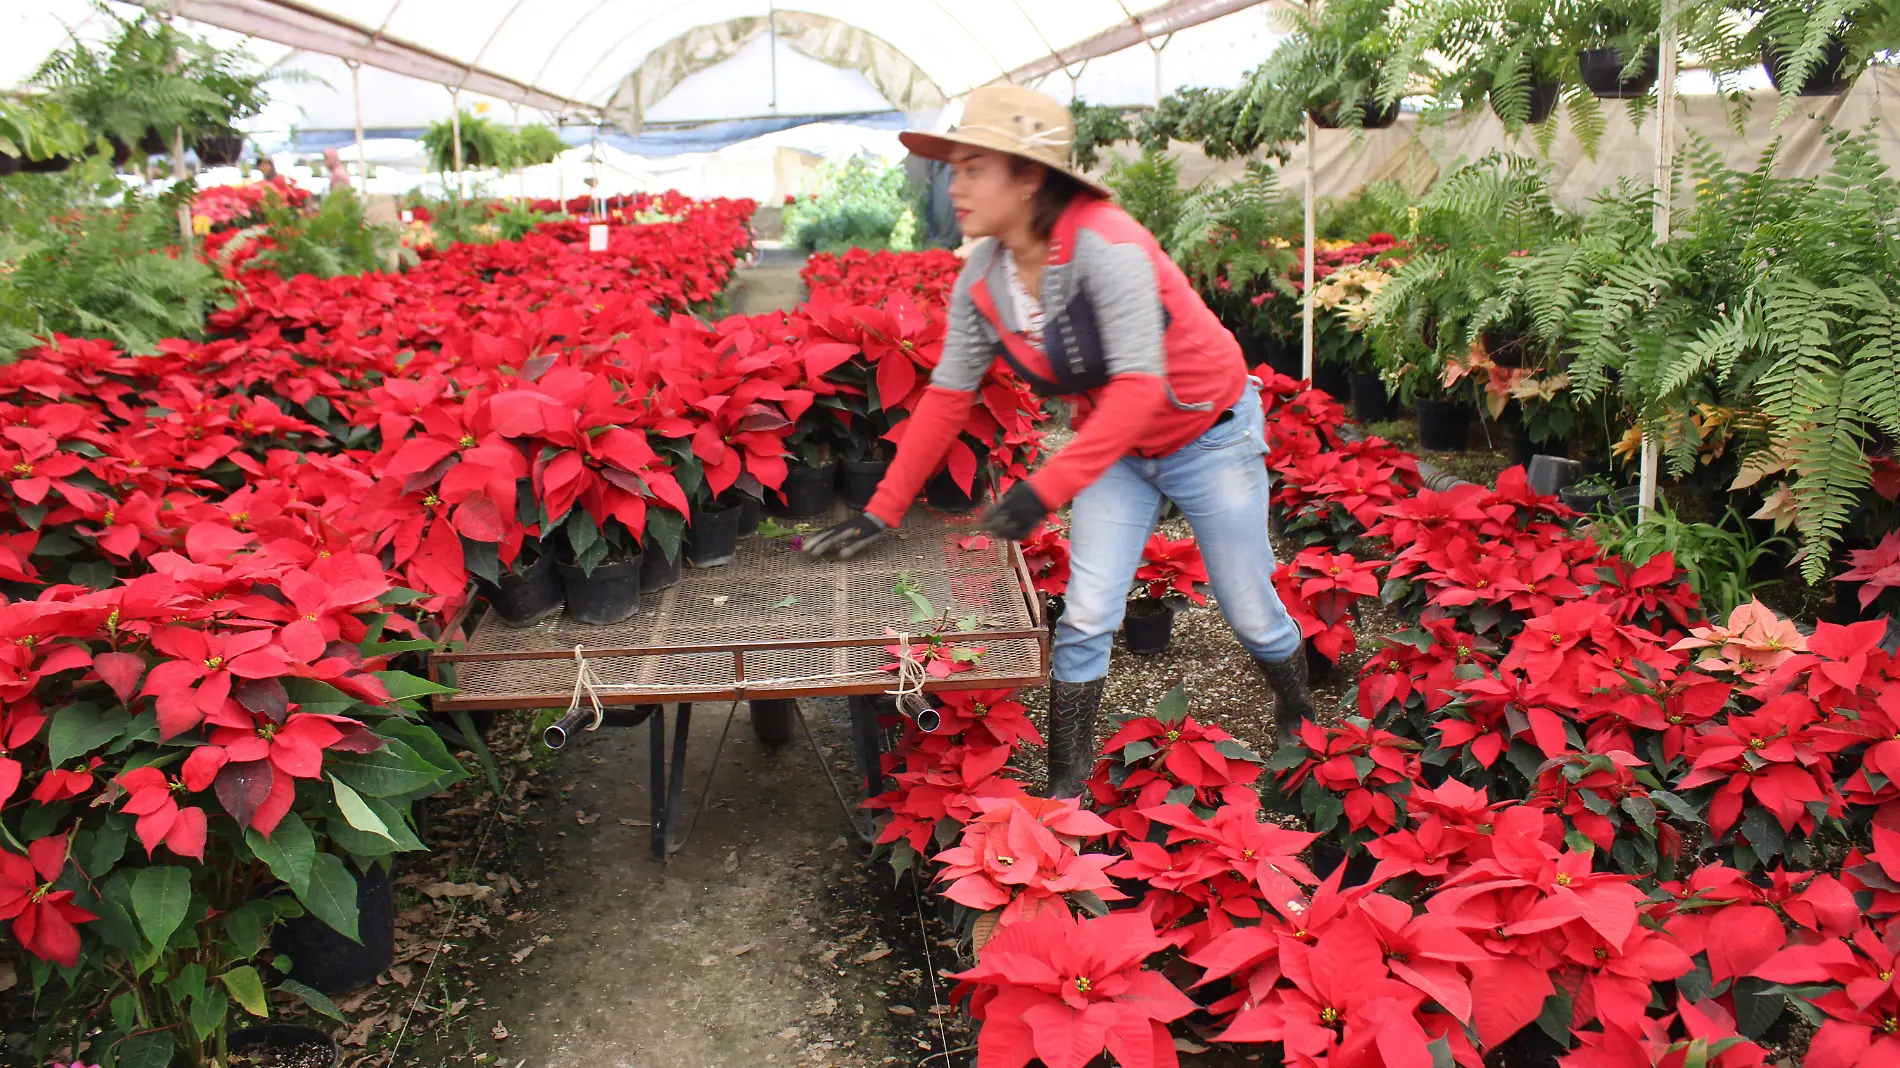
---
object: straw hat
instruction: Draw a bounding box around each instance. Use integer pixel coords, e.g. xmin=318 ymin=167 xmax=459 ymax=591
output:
xmin=900 ymin=85 xmax=1112 ymax=199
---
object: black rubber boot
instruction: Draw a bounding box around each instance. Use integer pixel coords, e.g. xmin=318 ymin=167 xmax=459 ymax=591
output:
xmin=1045 ymin=679 xmax=1106 ymax=799
xmin=1257 ymin=652 xmax=1318 ymax=748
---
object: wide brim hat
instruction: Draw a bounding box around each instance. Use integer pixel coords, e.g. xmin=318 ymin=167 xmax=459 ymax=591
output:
xmin=900 ymin=85 xmax=1113 ymax=199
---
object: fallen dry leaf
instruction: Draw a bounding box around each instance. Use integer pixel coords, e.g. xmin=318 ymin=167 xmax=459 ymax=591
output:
xmin=445 ymin=997 xmax=469 ymax=1018
xmin=699 ymin=954 xmax=720 ymax=967
xmin=855 ymin=945 xmax=892 ymax=964
xmin=386 ymin=964 xmax=413 ymax=988
xmin=345 ymin=1012 xmax=385 ymax=1047
xmin=575 ymin=810 xmax=599 ymax=825
xmin=510 ymin=945 xmax=536 ymax=964
xmin=617 ymin=818 xmax=649 ymax=827
xmin=723 ymin=850 xmax=740 ymax=873
xmin=888 ymin=1005 xmax=915 ymax=1016
xmin=491 ymin=1022 xmax=509 ymax=1041
xmin=776 ymin=1027 xmax=802 ymax=1040
xmin=0 ymin=959 xmax=14 ymax=992
xmin=1174 ymin=1037 xmax=1209 ymax=1054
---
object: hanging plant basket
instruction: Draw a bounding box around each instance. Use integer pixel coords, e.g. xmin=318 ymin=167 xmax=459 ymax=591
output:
xmin=1488 ymin=81 xmax=1563 ymax=126
xmin=194 ymin=130 xmax=247 ymax=166
xmin=137 ymin=127 xmax=171 ymax=156
xmin=1308 ymin=99 xmax=1401 ymax=130
xmin=19 ymin=156 xmax=74 ymax=174
xmin=1577 ymin=47 xmax=1659 ymax=98
xmin=1761 ymin=38 xmax=1854 ymax=96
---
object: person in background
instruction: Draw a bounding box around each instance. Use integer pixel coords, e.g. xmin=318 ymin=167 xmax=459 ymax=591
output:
xmin=802 ymin=85 xmax=1317 ymax=797
xmin=253 ymin=154 xmax=278 ymax=182
xmin=323 ymin=148 xmax=351 ymax=192
xmin=902 ymin=152 xmax=963 ymax=248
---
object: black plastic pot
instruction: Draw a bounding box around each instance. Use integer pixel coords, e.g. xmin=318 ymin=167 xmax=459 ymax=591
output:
xmin=737 ymin=493 xmax=763 ymax=537
xmin=227 ymin=1024 xmax=341 ymax=1068
xmin=1578 ymin=47 xmax=1659 ymax=98
xmin=484 ymin=552 xmax=563 ymax=627
xmin=1415 ymin=399 xmax=1472 ymax=451
xmin=1762 ymin=38 xmax=1854 ymax=96
xmin=278 ymin=863 xmax=394 ymax=995
xmin=1122 ymin=600 xmax=1174 ymax=655
xmin=1349 ymin=372 xmax=1394 ymax=424
xmin=770 ymin=462 xmax=837 ymax=518
xmin=639 ymin=543 xmax=683 ymax=592
xmin=1559 ymin=486 xmax=1612 ymax=515
xmin=1306 ymin=640 xmax=1339 ymax=686
xmin=1266 ymin=341 xmax=1305 ymax=383
xmin=1482 ymin=329 xmax=1531 ymax=368
xmin=925 ymin=467 xmax=987 ymax=513
xmin=1489 ymin=81 xmax=1563 ymax=126
xmin=1613 ymin=485 xmax=1645 ymax=512
xmin=138 ymin=128 xmax=171 ymax=156
xmin=1310 ymin=99 xmax=1401 ymax=129
xmin=0 ymin=155 xmax=18 ymax=177
xmin=1045 ymin=594 xmax=1066 ymax=635
xmin=19 ymin=156 xmax=73 ymax=174
xmin=559 ymin=554 xmax=643 ymax=625
xmin=837 ymin=458 xmax=891 ymax=510
xmin=686 ymin=502 xmax=743 ymax=567
xmin=195 ymin=131 xmax=247 ymax=166
xmin=1311 ymin=360 xmax=1352 ymax=403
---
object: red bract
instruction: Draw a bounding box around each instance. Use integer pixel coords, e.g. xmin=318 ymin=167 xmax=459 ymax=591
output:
xmin=1756 ymin=922 xmax=1900 ymax=1066
xmin=929 ymin=690 xmax=1044 ymax=750
xmin=0 ymin=835 xmax=97 ymax=967
xmin=114 ymin=767 xmax=208 ymax=861
xmin=950 ymin=907 xmax=1194 ymax=1068
xmin=181 ymin=712 xmax=383 ymax=836
xmin=1020 ymin=522 xmax=1071 ymax=597
xmin=142 ymin=626 xmax=293 ymax=739
xmin=933 ymin=794 xmax=1123 ymax=924
xmin=1135 ymin=534 xmax=1207 ymax=603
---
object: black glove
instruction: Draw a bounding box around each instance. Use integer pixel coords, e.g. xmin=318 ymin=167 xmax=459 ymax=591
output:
xmin=801 ymin=512 xmax=890 ymax=560
xmin=983 ymin=482 xmax=1050 ymax=542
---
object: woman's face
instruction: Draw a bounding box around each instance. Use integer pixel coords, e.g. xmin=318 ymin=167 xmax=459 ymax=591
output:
xmin=947 ymin=147 xmax=1043 ymax=240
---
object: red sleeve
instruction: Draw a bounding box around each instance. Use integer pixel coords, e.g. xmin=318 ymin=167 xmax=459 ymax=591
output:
xmin=863 ymin=386 xmax=974 ymax=527
xmin=1026 ymin=375 xmax=1167 ymax=508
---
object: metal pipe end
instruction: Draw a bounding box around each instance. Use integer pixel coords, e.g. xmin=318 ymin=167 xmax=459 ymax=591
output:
xmin=914 ymin=707 xmax=941 ymax=733
xmin=543 ymin=724 xmax=569 ymax=750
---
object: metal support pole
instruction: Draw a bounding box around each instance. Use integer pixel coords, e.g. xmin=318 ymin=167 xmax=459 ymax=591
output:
xmin=1638 ymin=0 xmax=1679 ymax=522
xmin=172 ymin=125 xmax=192 ymax=254
xmin=1302 ymin=112 xmax=1317 ymax=382
xmin=513 ymin=103 xmax=525 ymax=204
xmin=767 ymin=3 xmax=779 ymax=114
xmin=350 ymin=60 xmax=367 ymax=188
xmin=449 ymin=87 xmax=463 ymax=182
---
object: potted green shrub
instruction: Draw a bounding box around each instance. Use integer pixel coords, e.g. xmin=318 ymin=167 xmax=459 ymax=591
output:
xmin=30 ymin=9 xmax=238 ymax=163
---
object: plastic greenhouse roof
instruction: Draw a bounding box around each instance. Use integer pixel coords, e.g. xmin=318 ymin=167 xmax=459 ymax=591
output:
xmin=10 ymin=0 xmax=1283 ymax=128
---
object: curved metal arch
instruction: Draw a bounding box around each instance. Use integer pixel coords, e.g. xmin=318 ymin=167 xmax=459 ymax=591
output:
xmin=554 ymin=1 xmax=1010 ymax=104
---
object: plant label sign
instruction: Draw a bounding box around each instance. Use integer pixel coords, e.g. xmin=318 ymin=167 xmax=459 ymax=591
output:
xmin=400 ymin=209 xmax=414 ymax=223
xmin=588 ymin=224 xmax=609 ymax=252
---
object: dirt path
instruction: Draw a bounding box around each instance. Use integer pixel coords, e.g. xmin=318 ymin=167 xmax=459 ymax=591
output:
xmin=396 ymin=698 xmax=958 ymax=1068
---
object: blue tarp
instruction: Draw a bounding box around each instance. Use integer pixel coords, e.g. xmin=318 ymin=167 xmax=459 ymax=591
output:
xmin=288 ymin=110 xmax=908 ymax=156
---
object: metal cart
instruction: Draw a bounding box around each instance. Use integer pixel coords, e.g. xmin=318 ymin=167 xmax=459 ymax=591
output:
xmin=426 ymin=506 xmax=1049 ymax=860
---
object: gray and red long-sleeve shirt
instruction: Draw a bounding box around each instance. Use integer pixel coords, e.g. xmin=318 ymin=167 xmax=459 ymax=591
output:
xmin=864 ymin=193 xmax=1249 ymax=528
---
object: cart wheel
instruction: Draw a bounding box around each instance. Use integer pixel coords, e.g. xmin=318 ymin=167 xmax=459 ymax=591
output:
xmin=749 ymin=699 xmax=796 ymax=745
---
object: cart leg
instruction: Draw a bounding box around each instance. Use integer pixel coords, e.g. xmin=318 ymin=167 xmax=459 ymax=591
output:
xmin=664 ymin=703 xmax=692 ymax=854
xmin=848 ymin=695 xmax=886 ymax=801
xmin=649 ymin=706 xmax=666 ymax=862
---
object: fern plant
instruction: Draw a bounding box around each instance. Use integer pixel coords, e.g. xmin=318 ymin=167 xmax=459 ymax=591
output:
xmin=1745 ymin=0 xmax=1900 ymax=116
xmin=0 ymin=164 xmax=225 ymax=356
xmin=1365 ymin=153 xmax=1579 ymax=403
xmin=1236 ymin=0 xmax=1417 ymax=148
xmin=1164 ymin=162 xmax=1301 ymax=337
xmin=31 ymin=6 xmax=229 ymax=151
xmin=1134 ymin=86 xmax=1283 ymax=163
xmin=1490 ymin=128 xmax=1900 ymax=580
xmin=1104 ymin=149 xmax=1185 ymax=244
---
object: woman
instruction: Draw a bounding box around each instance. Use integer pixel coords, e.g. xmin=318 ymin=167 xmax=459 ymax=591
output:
xmin=803 ymin=85 xmax=1315 ymax=797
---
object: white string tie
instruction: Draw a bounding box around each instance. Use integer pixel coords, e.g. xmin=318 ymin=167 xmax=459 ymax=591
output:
xmin=568 ymin=645 xmax=607 ymax=732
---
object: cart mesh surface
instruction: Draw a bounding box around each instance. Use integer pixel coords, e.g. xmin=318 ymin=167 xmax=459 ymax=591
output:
xmin=435 ymin=506 xmax=1048 ymax=708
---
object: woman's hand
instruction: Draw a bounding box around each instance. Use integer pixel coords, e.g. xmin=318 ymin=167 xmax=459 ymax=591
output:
xmin=801 ymin=513 xmax=891 ymax=560
xmin=983 ymin=483 xmax=1049 ymax=541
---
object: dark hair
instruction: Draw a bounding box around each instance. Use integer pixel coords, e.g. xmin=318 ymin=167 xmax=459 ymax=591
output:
xmin=1006 ymin=156 xmax=1088 ymax=240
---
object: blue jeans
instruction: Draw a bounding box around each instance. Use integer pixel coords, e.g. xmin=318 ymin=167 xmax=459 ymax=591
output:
xmin=1053 ymin=381 xmax=1303 ymax=682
